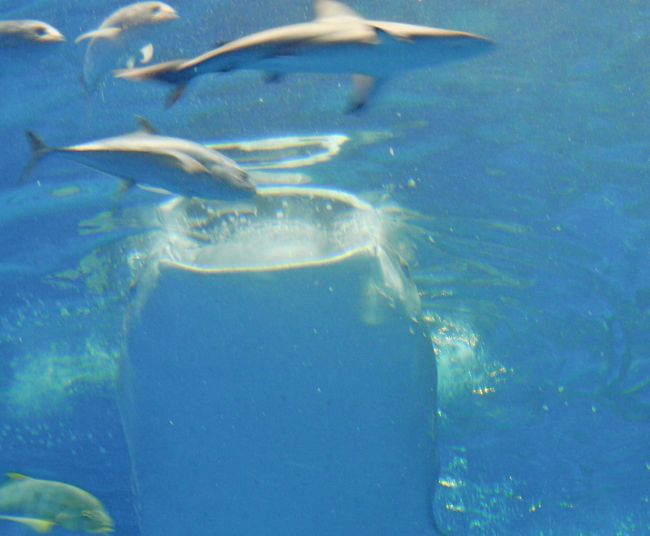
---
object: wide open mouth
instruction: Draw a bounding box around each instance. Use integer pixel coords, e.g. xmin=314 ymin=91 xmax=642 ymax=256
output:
xmin=136 ymin=185 xmax=422 ymax=320
xmin=154 ymin=186 xmax=387 ymax=273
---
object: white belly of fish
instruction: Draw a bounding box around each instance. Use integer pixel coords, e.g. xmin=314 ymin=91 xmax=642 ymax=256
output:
xmin=224 ymin=37 xmax=490 ymax=77
xmin=58 ymin=148 xmax=251 ymax=200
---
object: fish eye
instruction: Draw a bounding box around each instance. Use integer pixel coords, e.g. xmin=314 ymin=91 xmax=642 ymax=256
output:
xmin=35 ymin=26 xmax=49 ymax=37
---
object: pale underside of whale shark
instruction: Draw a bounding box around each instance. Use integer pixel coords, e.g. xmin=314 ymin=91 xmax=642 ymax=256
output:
xmin=115 ymin=0 xmax=494 ymax=112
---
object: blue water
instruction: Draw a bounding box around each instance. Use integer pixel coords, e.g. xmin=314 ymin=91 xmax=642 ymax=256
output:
xmin=1 ymin=1 xmax=649 ymax=535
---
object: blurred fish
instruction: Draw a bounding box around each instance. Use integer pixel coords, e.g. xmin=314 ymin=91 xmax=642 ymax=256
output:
xmin=0 ymin=473 xmax=113 ymax=533
xmin=75 ymin=2 xmax=178 ymax=44
xmin=76 ymin=2 xmax=178 ymax=91
xmin=0 ymin=20 xmax=64 ymax=47
xmin=115 ymin=0 xmax=493 ymax=112
xmin=21 ymin=118 xmax=256 ymax=201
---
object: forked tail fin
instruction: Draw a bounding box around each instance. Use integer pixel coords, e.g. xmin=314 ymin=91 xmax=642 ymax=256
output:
xmin=114 ymin=59 xmax=192 ymax=108
xmin=20 ymin=131 xmax=53 ymax=183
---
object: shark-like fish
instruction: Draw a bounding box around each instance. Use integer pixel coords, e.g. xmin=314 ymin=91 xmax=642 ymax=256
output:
xmin=0 ymin=20 xmax=65 ymax=47
xmin=0 ymin=473 xmax=114 ymax=534
xmin=115 ymin=0 xmax=493 ymax=111
xmin=22 ymin=118 xmax=256 ymax=201
xmin=76 ymin=2 xmax=178 ymax=90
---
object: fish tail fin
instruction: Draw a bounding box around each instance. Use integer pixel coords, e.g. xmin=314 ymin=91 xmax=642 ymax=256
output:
xmin=114 ymin=59 xmax=192 ymax=107
xmin=20 ymin=132 xmax=52 ymax=183
xmin=114 ymin=59 xmax=189 ymax=85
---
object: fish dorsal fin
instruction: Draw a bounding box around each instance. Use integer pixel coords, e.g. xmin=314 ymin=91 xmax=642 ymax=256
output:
xmin=0 ymin=516 xmax=55 ymax=533
xmin=6 ymin=472 xmax=30 ymax=481
xmin=370 ymin=23 xmax=415 ymax=43
xmin=135 ymin=116 xmax=158 ymax=135
xmin=314 ymin=0 xmax=364 ymax=20
xmin=140 ymin=43 xmax=155 ymax=64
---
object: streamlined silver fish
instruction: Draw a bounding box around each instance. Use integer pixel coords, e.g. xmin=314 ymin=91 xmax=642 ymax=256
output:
xmin=0 ymin=20 xmax=64 ymax=47
xmin=76 ymin=2 xmax=178 ymax=89
xmin=22 ymin=119 xmax=256 ymax=201
xmin=115 ymin=0 xmax=493 ymax=111
xmin=76 ymin=2 xmax=178 ymax=44
xmin=0 ymin=472 xmax=113 ymax=534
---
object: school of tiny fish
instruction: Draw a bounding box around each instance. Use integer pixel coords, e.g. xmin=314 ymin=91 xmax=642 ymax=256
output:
xmin=0 ymin=0 xmax=493 ymax=532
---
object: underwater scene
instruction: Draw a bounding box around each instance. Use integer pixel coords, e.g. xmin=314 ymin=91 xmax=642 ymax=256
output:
xmin=0 ymin=0 xmax=648 ymax=534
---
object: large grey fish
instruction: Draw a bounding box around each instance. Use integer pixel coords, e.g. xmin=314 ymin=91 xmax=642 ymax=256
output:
xmin=0 ymin=20 xmax=64 ymax=47
xmin=76 ymin=2 xmax=178 ymax=89
xmin=115 ymin=0 xmax=493 ymax=111
xmin=22 ymin=119 xmax=256 ymax=201
xmin=0 ymin=472 xmax=114 ymax=533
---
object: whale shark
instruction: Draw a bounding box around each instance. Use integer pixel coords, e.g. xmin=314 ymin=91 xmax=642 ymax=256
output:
xmin=115 ymin=0 xmax=494 ymax=111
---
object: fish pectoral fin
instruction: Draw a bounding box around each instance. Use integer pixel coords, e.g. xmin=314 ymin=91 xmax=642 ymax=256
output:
xmin=75 ymin=27 xmax=122 ymax=44
xmin=0 ymin=516 xmax=55 ymax=533
xmin=118 ymin=179 xmax=137 ymax=195
xmin=54 ymin=512 xmax=72 ymax=522
xmin=314 ymin=0 xmax=364 ymax=20
xmin=140 ymin=43 xmax=155 ymax=64
xmin=167 ymin=151 xmax=209 ymax=175
xmin=165 ymin=83 xmax=189 ymax=109
xmin=345 ymin=75 xmax=382 ymax=114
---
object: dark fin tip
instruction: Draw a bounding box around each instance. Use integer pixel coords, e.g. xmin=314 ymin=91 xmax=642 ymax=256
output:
xmin=165 ymin=83 xmax=189 ymax=109
xmin=19 ymin=132 xmax=51 ymax=183
xmin=117 ymin=179 xmax=137 ymax=198
xmin=263 ymin=72 xmax=283 ymax=84
xmin=134 ymin=115 xmax=158 ymax=134
xmin=26 ymin=131 xmax=48 ymax=155
xmin=343 ymin=100 xmax=366 ymax=115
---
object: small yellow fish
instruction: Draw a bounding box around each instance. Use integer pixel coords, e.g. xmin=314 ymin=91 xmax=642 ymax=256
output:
xmin=0 ymin=473 xmax=114 ymax=533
